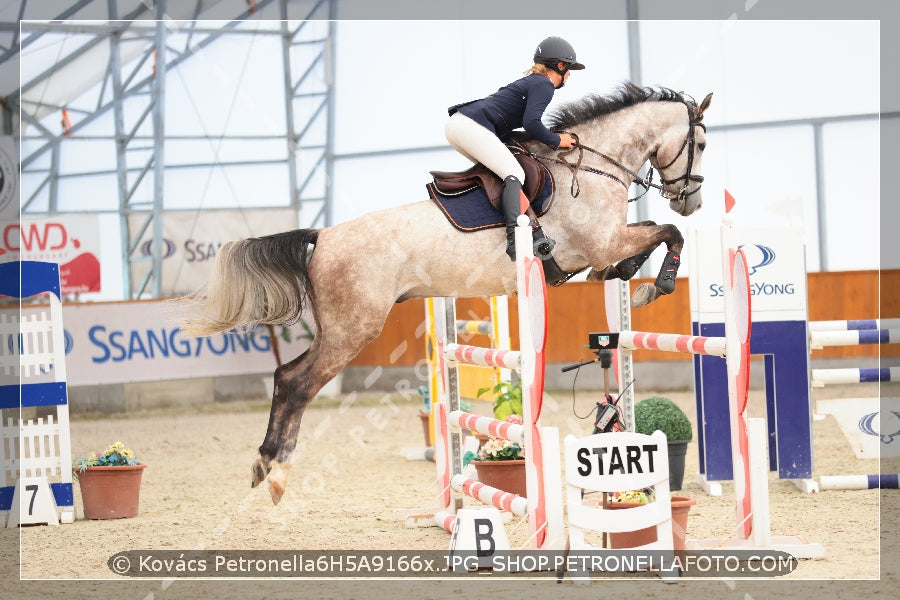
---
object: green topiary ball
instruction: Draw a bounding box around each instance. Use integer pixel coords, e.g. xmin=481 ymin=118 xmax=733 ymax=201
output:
xmin=633 ymin=396 xmax=693 ymax=442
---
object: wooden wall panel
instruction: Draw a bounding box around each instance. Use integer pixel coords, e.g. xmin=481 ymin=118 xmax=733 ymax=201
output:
xmin=348 ymin=270 xmax=898 ymax=367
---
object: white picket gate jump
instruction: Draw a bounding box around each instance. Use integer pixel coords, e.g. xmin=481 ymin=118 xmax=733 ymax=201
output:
xmin=0 ymin=261 xmax=75 ymax=526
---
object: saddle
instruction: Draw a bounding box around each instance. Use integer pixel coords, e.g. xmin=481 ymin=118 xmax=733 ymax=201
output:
xmin=429 ymin=152 xmax=548 ymax=222
xmin=425 ymin=150 xmax=578 ymax=286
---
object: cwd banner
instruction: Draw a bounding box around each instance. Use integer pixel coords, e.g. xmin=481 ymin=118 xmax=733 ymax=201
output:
xmin=127 ymin=209 xmax=297 ymax=296
xmin=3 ymin=300 xmax=314 ymax=386
xmin=1 ymin=214 xmax=102 ymax=294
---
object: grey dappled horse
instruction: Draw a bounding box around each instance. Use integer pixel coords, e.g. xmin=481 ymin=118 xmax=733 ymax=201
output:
xmin=181 ymin=83 xmax=712 ymax=504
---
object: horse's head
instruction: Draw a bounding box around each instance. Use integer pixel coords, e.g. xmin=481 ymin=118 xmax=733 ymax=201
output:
xmin=650 ymin=92 xmax=712 ymax=217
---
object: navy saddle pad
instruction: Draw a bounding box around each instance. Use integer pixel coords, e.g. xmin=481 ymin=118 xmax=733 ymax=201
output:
xmin=426 ymin=165 xmax=555 ymax=232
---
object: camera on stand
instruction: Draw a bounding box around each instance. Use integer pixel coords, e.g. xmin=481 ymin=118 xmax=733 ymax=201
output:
xmin=561 ymin=332 xmax=625 ymax=433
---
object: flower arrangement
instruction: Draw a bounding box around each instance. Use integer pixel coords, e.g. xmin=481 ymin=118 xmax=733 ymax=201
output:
xmin=74 ymin=441 xmax=141 ymax=473
xmin=476 ymin=437 xmax=524 ymax=462
xmin=464 ymin=415 xmax=524 ymax=463
xmin=608 ymin=487 xmax=656 ymax=504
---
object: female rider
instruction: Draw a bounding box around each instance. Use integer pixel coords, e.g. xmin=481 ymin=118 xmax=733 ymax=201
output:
xmin=445 ymin=36 xmax=584 ymax=259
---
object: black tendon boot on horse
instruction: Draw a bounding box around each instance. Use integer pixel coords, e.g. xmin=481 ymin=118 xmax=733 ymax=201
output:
xmin=501 ymin=175 xmax=525 ymax=260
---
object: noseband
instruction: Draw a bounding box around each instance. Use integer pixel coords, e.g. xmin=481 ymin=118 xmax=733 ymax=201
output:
xmin=546 ymin=98 xmax=706 ymax=205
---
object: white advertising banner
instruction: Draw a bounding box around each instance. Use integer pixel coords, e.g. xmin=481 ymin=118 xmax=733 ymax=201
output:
xmin=688 ymin=226 xmax=809 ymax=323
xmin=0 ymin=136 xmax=16 ymax=226
xmin=2 ymin=214 xmax=102 ymax=294
xmin=5 ymin=300 xmax=313 ymax=386
xmin=127 ymin=209 xmax=297 ymax=296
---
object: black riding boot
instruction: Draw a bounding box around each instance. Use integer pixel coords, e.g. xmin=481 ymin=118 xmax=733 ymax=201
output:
xmin=501 ymin=175 xmax=524 ymax=260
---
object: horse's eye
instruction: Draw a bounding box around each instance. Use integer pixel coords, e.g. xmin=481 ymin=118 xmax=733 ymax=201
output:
xmin=697 ymin=142 xmax=706 ymax=152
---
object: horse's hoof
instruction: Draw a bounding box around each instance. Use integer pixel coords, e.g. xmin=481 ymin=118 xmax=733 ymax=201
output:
xmin=250 ymin=456 xmax=270 ymax=489
xmin=631 ymin=283 xmax=660 ymax=307
xmin=266 ymin=461 xmax=291 ymax=505
xmin=268 ymin=479 xmax=284 ymax=505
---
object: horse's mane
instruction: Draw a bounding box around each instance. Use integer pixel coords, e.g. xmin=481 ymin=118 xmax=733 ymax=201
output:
xmin=545 ymin=82 xmax=683 ymax=130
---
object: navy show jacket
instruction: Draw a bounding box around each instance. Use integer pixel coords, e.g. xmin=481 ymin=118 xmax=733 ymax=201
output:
xmin=449 ymin=73 xmax=562 ymax=149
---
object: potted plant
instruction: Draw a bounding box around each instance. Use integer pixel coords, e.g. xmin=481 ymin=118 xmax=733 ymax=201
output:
xmin=477 ymin=380 xmax=523 ymax=421
xmin=73 ymin=441 xmax=147 ymax=519
xmin=415 ymin=386 xmax=472 ymax=447
xmin=472 ymin=379 xmax=522 ymax=448
xmin=633 ymin=396 xmax=693 ymax=491
xmin=463 ymin=414 xmax=527 ymax=497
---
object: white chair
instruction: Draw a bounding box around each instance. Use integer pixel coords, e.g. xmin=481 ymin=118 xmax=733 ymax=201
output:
xmin=563 ymin=430 xmax=675 ymax=581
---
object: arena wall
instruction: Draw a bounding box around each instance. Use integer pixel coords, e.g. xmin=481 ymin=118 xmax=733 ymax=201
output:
xmin=62 ymin=269 xmax=898 ymax=414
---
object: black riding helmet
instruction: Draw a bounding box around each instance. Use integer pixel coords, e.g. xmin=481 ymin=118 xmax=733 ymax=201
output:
xmin=533 ymin=36 xmax=586 ymax=72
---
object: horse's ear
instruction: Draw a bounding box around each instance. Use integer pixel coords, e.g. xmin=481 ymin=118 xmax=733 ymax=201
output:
xmin=696 ymin=93 xmax=713 ymax=117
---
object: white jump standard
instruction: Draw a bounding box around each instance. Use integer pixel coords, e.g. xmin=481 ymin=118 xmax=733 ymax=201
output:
xmin=609 ymin=215 xmax=824 ymax=557
xmin=395 ymin=219 xmax=565 ymax=553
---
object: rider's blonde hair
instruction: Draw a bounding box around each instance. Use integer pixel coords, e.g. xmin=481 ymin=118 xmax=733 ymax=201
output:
xmin=524 ymin=63 xmax=551 ymax=76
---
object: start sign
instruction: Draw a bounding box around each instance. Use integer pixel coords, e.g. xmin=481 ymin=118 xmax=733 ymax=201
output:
xmin=565 ymin=431 xmax=670 ymax=493
xmin=574 ymin=443 xmax=660 ymax=477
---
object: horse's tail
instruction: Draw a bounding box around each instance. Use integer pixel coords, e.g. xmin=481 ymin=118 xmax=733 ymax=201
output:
xmin=179 ymin=228 xmax=319 ymax=337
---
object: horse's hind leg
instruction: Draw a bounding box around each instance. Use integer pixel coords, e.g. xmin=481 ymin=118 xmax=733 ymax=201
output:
xmin=252 ymin=312 xmax=386 ymax=504
xmin=250 ymin=345 xmax=318 ymax=500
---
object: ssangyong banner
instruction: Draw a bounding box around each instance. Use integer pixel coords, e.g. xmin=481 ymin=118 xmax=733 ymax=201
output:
xmin=687 ymin=226 xmax=808 ymax=323
xmin=6 ymin=300 xmax=314 ymax=386
xmin=127 ymin=209 xmax=297 ymax=296
xmin=2 ymin=214 xmax=102 ymax=293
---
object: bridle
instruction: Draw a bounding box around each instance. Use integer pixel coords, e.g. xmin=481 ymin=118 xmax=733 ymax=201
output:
xmin=653 ymin=100 xmax=706 ymax=209
xmin=541 ymin=99 xmax=707 ymax=208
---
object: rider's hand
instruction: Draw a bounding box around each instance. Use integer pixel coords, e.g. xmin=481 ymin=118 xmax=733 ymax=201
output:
xmin=556 ymin=133 xmax=577 ymax=149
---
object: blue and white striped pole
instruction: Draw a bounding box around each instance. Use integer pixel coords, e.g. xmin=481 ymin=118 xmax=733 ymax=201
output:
xmin=820 ymin=474 xmax=899 ymax=490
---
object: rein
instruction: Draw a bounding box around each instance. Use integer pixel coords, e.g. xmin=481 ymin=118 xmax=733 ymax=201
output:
xmin=535 ymin=100 xmax=706 ymax=204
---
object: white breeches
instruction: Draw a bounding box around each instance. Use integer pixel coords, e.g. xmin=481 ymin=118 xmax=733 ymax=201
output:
xmin=444 ymin=112 xmax=525 ymax=183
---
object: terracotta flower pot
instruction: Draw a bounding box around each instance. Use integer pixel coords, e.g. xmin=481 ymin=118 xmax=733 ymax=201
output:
xmin=471 ymin=459 xmax=527 ymax=498
xmin=606 ymin=495 xmax=696 ymax=551
xmin=669 ymin=495 xmax=697 ymax=550
xmin=74 ymin=463 xmax=147 ymax=519
xmin=417 ymin=411 xmax=432 ymax=446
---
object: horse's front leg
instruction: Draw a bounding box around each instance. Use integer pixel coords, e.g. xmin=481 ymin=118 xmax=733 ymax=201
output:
xmin=632 ymin=223 xmax=684 ymax=307
xmin=587 ymin=222 xmax=685 ymax=308
xmin=586 ymin=221 xmax=660 ymax=282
